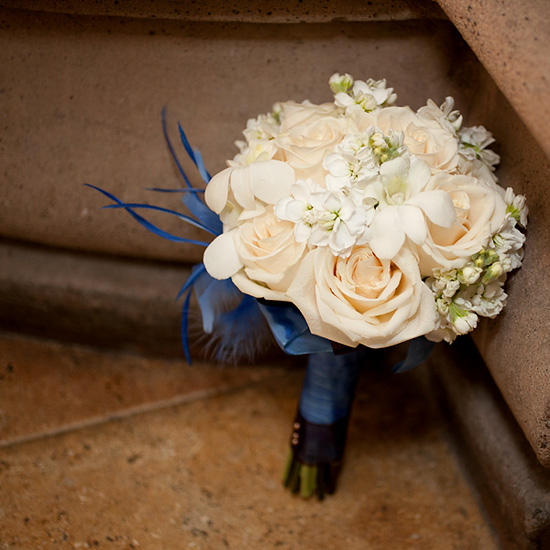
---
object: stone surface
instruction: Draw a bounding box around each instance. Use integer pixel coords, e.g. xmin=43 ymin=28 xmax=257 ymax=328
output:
xmin=0 ymin=333 xmax=288 ymax=447
xmin=0 ymin=333 xmax=497 ymax=549
xmin=436 ymin=0 xmax=550 ymax=159
xmin=0 ymin=239 xmax=188 ymax=356
xmin=455 ymin=64 xmax=550 ymax=468
xmin=427 ymin=337 xmax=550 ymax=549
xmin=0 ymin=0 xmax=448 ymax=22
xmin=0 ymin=6 xmax=468 ymax=262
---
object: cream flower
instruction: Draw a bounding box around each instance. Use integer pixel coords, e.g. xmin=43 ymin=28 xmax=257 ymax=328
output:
xmin=417 ymin=173 xmax=508 ymax=275
xmin=273 ymin=101 xmax=347 ymax=181
xmin=285 ymin=245 xmax=436 ymax=348
xmin=204 ymin=207 xmax=306 ymax=301
xmin=376 ymin=106 xmax=459 ymax=173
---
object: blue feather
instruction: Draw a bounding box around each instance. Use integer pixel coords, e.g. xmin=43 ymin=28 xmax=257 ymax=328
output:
xmin=178 ymin=122 xmax=212 ymax=183
xmin=146 ymin=187 xmax=205 ymax=194
xmin=181 ymin=288 xmax=193 ymax=364
xmin=205 ymin=294 xmax=273 ymax=364
xmin=86 ymin=184 xmax=210 ymax=246
xmin=161 ymin=108 xmax=222 ymax=234
xmin=102 ymin=203 xmax=218 ymax=235
xmin=176 ymin=263 xmax=207 ymax=301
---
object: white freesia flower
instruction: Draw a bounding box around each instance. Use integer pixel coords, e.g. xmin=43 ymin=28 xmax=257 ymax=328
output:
xmin=366 ymin=157 xmax=457 ymax=260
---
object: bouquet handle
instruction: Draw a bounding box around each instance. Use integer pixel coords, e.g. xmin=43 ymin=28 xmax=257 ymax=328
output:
xmin=283 ymin=349 xmax=364 ymax=499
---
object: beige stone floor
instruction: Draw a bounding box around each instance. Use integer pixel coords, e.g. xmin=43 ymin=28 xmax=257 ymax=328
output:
xmin=0 ymin=333 xmax=497 ymax=549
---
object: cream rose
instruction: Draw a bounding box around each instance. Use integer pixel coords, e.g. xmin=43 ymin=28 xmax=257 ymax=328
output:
xmin=204 ymin=207 xmax=306 ymax=301
xmin=376 ymin=106 xmax=459 ymax=173
xmin=273 ymin=101 xmax=347 ymax=181
xmin=286 ymin=245 xmax=436 ymax=348
xmin=279 ymin=100 xmax=342 ymax=132
xmin=417 ymin=173 xmax=507 ymax=275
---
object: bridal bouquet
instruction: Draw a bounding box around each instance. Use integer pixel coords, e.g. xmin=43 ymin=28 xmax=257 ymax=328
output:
xmin=90 ymin=73 xmax=527 ymax=499
xmin=202 ymin=73 xmax=527 ymax=348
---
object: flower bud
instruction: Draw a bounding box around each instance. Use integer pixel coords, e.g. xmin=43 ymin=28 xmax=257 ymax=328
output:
xmin=443 ymin=279 xmax=460 ymax=298
xmin=329 ymin=73 xmax=354 ymax=94
xmin=458 ymin=265 xmax=482 ymax=285
xmin=482 ymin=262 xmax=504 ymax=283
xmin=453 ymin=312 xmax=478 ymax=335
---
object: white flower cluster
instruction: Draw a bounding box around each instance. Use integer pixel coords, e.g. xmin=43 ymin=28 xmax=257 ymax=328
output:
xmin=202 ymin=73 xmax=528 ymax=349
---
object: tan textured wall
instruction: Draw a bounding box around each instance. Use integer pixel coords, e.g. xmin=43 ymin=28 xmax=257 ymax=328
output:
xmin=467 ymin=69 xmax=550 ymax=467
xmin=1 ymin=7 xmax=462 ymax=262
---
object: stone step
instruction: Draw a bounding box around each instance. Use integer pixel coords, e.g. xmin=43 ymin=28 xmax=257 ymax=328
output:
xmin=0 ymin=333 xmax=498 ymax=549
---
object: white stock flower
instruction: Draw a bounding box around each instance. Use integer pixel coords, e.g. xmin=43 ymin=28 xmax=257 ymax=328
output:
xmin=275 ymin=179 xmax=373 ymax=258
xmin=459 ymin=125 xmax=500 ymax=168
xmin=452 ymin=308 xmax=478 ymax=335
xmin=492 ymin=214 xmax=525 ymax=271
xmin=417 ymin=97 xmax=463 ymax=134
xmin=504 ymin=187 xmax=528 ymax=228
xmin=470 ymin=281 xmax=507 ymax=318
xmin=242 ymin=111 xmax=280 ymax=143
xmin=329 ymin=72 xmax=354 ymax=94
xmin=334 ymin=78 xmax=396 ymax=114
xmin=458 ymin=264 xmax=482 ymax=285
